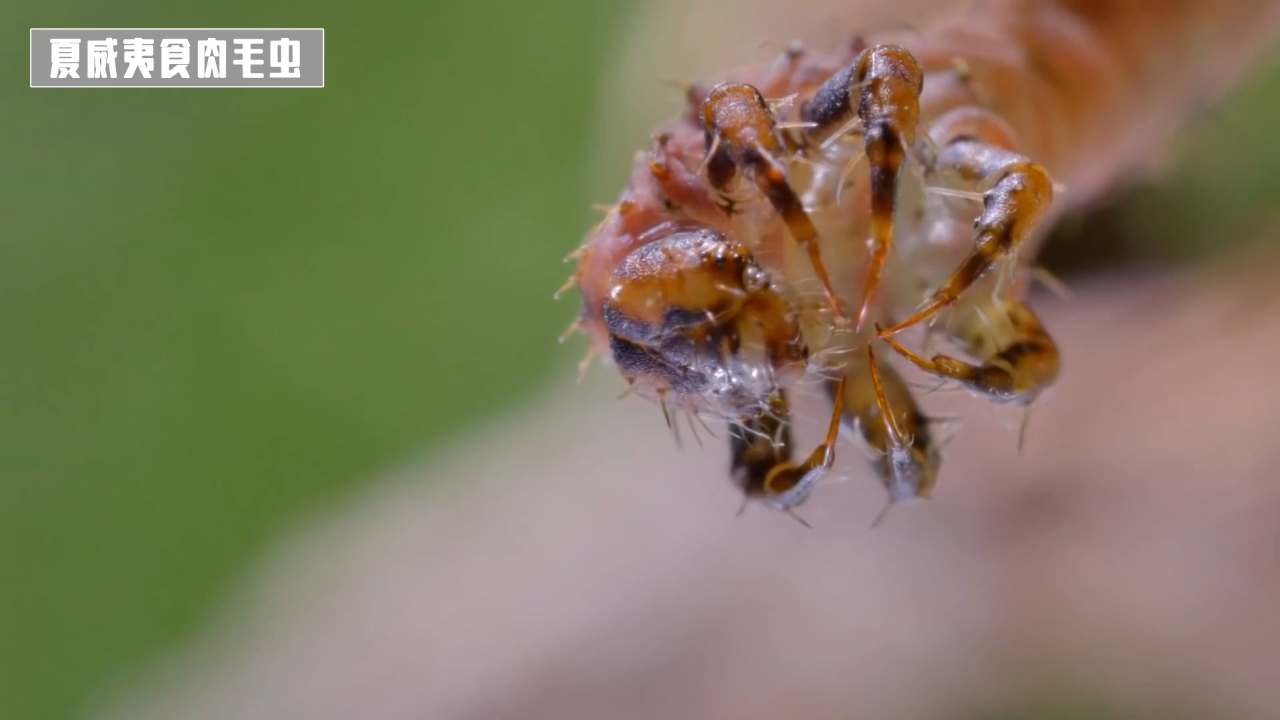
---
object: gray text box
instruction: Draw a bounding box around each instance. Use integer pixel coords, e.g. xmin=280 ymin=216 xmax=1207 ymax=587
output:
xmin=31 ymin=29 xmax=324 ymax=88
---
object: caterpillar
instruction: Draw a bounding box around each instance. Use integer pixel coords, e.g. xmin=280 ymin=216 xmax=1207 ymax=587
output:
xmin=559 ymin=0 xmax=1280 ymax=522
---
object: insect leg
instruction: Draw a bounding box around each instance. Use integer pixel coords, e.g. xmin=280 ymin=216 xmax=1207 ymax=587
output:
xmin=800 ymin=45 xmax=924 ymax=331
xmin=876 ymin=298 xmax=1059 ymax=405
xmin=878 ymin=138 xmax=1054 ymax=336
xmin=859 ymin=115 xmax=907 ymax=332
xmin=730 ymin=401 xmax=790 ymax=499
xmin=701 ymin=83 xmax=846 ymax=319
xmin=730 ymin=377 xmax=846 ymax=517
xmin=829 ymin=347 xmax=941 ymax=523
xmin=749 ymin=148 xmax=847 ymax=320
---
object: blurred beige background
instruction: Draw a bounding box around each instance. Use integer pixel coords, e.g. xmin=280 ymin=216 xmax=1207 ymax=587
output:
xmin=93 ymin=1 xmax=1280 ymax=719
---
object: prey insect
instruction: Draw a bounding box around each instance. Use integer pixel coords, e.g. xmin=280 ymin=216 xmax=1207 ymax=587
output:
xmin=559 ymin=1 xmax=1279 ymax=522
xmin=829 ymin=345 xmax=941 ymax=527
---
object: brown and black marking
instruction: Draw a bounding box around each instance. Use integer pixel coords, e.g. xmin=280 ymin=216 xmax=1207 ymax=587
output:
xmin=566 ymin=0 xmax=1280 ymax=520
xmin=731 ymin=376 xmax=847 ymax=519
xmin=700 ymin=82 xmax=846 ymax=319
xmin=801 ymin=44 xmax=925 ymax=332
xmin=603 ymin=228 xmax=807 ymax=415
xmin=829 ymin=346 xmax=941 ymax=520
xmin=878 ymin=298 xmax=1059 ymax=406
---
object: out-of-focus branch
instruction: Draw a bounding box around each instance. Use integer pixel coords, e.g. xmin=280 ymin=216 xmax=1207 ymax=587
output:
xmin=97 ymin=248 xmax=1280 ymax=720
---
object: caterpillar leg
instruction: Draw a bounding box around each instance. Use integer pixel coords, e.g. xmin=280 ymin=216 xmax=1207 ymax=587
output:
xmin=876 ymin=298 xmax=1060 ymax=405
xmin=701 ymin=83 xmax=846 ymax=319
xmin=800 ymin=45 xmax=924 ymax=331
xmin=878 ymin=138 xmax=1054 ymax=336
xmin=730 ymin=376 xmax=846 ymax=520
xmin=828 ymin=346 xmax=941 ymax=524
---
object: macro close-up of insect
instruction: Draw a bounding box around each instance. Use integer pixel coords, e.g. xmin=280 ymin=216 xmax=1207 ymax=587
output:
xmin=561 ymin=0 xmax=1278 ymax=524
xmin=13 ymin=1 xmax=1280 ymax=719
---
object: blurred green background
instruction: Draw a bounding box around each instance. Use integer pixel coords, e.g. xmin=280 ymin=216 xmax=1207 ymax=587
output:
xmin=2 ymin=2 xmax=1278 ymax=718
xmin=4 ymin=1 xmax=625 ymax=717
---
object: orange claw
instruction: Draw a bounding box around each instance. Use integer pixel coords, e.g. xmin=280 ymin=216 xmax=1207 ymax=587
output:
xmin=855 ymin=244 xmax=887 ymax=332
xmin=865 ymin=344 xmax=906 ymax=446
xmin=805 ymin=241 xmax=847 ymax=321
xmin=875 ymin=324 xmax=934 ymax=371
xmin=876 ymin=247 xmax=988 ymax=336
xmin=876 ymin=297 xmax=947 ymax=337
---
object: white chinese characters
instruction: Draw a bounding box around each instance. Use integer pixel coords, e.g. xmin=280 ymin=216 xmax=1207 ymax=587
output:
xmin=49 ymin=38 xmax=81 ymax=78
xmin=270 ymin=38 xmax=301 ymax=78
xmin=233 ymin=39 xmax=265 ymax=78
xmin=87 ymin=38 xmax=118 ymax=79
xmin=161 ymin=39 xmax=190 ymax=79
xmin=39 ymin=31 xmax=318 ymax=86
xmin=123 ymin=38 xmax=154 ymax=78
xmin=199 ymin=38 xmax=227 ymax=78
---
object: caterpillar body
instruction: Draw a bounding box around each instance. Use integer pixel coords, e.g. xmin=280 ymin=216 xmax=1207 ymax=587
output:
xmin=560 ymin=0 xmax=1280 ymax=520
